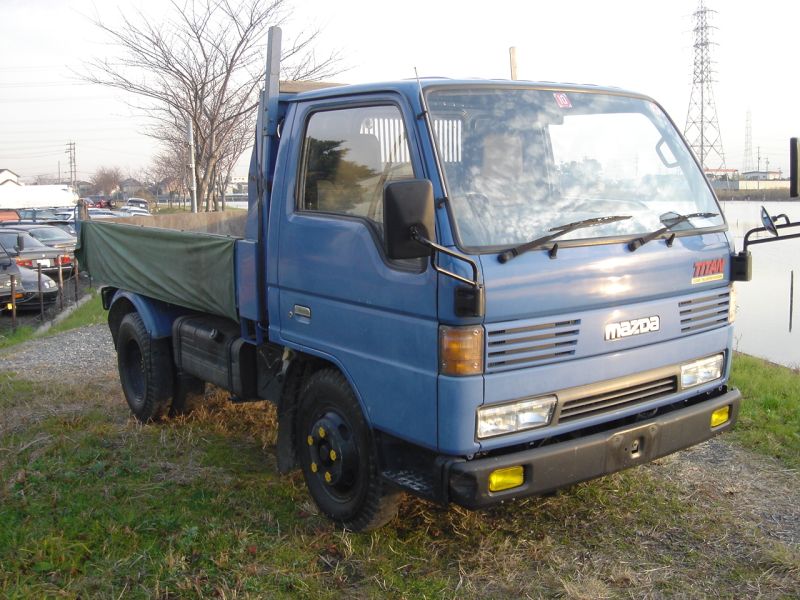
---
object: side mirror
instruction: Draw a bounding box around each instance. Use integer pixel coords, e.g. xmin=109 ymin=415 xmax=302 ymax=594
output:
xmin=384 ymin=179 xmax=435 ymax=260
xmin=16 ymin=234 xmax=24 ymax=250
xmin=760 ymin=206 xmax=778 ymax=237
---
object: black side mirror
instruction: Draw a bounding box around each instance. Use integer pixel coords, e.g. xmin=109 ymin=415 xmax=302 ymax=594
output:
xmin=384 ymin=179 xmax=435 ymax=260
xmin=16 ymin=234 xmax=24 ymax=251
xmin=760 ymin=206 xmax=778 ymax=237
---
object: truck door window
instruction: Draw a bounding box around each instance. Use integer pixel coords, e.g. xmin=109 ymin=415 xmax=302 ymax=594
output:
xmin=300 ymin=105 xmax=415 ymax=234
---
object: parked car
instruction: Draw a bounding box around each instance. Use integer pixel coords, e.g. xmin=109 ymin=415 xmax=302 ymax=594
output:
xmin=125 ymin=197 xmax=151 ymax=211
xmin=81 ymin=195 xmax=111 ymax=208
xmin=87 ymin=208 xmax=120 ymax=219
xmin=116 ymin=206 xmax=152 ymax=217
xmin=0 ymin=230 xmax=74 ymax=279
xmin=44 ymin=220 xmax=77 ymax=236
xmin=0 ymin=244 xmax=22 ymax=307
xmin=0 ymin=223 xmax=76 ymax=253
xmin=15 ymin=208 xmax=61 ymax=222
xmin=0 ymin=209 xmax=20 ymax=223
xmin=10 ymin=266 xmax=59 ymax=311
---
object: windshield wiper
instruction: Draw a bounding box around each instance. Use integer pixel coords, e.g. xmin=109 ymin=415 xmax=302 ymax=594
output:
xmin=627 ymin=212 xmax=718 ymax=251
xmin=498 ymin=215 xmax=632 ymax=263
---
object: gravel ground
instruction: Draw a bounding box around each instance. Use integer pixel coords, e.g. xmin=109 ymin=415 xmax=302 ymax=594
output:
xmin=2 ymin=323 xmax=799 ymax=549
xmin=0 ymin=322 xmax=116 ymax=382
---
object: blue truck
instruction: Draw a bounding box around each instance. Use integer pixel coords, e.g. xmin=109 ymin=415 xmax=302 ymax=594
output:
xmin=76 ymin=28 xmax=800 ymax=531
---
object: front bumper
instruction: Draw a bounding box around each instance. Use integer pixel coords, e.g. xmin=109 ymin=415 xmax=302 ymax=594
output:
xmin=446 ymin=387 xmax=741 ymax=509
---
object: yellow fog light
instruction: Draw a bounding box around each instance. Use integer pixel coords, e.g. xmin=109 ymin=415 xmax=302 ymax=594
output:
xmin=711 ymin=405 xmax=730 ymax=428
xmin=439 ymin=325 xmax=484 ymax=376
xmin=488 ymin=465 xmax=524 ymax=492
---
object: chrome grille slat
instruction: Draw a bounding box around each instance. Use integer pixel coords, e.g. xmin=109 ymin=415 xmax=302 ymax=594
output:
xmin=559 ymin=376 xmax=677 ymax=421
xmin=679 ymin=291 xmax=730 ymax=334
xmin=486 ymin=319 xmax=581 ymax=372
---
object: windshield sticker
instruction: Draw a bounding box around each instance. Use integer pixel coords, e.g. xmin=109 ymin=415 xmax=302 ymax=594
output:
xmin=553 ymin=92 xmax=572 ymax=109
xmin=692 ymin=258 xmax=725 ymax=284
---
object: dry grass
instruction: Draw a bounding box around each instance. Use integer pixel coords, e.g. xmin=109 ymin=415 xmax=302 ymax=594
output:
xmin=1 ymin=370 xmax=799 ymax=598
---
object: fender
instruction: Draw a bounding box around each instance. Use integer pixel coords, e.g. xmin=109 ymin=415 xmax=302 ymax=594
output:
xmin=108 ymin=289 xmax=193 ymax=339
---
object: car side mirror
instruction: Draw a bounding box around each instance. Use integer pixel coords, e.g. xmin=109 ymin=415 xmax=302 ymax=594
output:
xmin=384 ymin=179 xmax=435 ymax=260
xmin=760 ymin=206 xmax=778 ymax=236
xmin=16 ymin=234 xmax=24 ymax=250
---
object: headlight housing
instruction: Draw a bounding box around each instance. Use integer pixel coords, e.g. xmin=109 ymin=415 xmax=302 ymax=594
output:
xmin=680 ymin=354 xmax=724 ymax=388
xmin=477 ymin=396 xmax=557 ymax=439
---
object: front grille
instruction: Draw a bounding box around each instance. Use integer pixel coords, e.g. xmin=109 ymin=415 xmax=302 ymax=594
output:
xmin=558 ymin=376 xmax=678 ymax=422
xmin=679 ymin=291 xmax=730 ymax=334
xmin=486 ymin=319 xmax=580 ymax=373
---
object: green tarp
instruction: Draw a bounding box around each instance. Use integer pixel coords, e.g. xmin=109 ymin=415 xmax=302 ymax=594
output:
xmin=77 ymin=220 xmax=239 ymax=321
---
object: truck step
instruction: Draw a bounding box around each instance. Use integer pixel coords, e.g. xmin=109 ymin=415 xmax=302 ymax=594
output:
xmin=382 ymin=469 xmax=437 ymax=500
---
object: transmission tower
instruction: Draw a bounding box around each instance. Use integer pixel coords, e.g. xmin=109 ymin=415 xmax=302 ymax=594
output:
xmin=742 ymin=109 xmax=754 ymax=174
xmin=684 ymin=0 xmax=727 ymax=175
xmin=65 ymin=141 xmax=76 ymax=190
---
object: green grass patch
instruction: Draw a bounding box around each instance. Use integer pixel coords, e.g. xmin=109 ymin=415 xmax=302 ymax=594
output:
xmin=730 ymin=353 xmax=800 ymax=469
xmin=0 ymin=324 xmax=35 ymax=350
xmin=46 ymin=292 xmax=105 ymax=336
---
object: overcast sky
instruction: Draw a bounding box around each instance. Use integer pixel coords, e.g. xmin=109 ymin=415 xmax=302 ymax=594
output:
xmin=1 ymin=0 xmax=798 ymax=183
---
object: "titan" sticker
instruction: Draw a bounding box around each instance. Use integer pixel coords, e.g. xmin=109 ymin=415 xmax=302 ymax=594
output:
xmin=604 ymin=316 xmax=660 ymax=341
xmin=692 ymin=258 xmax=725 ymax=284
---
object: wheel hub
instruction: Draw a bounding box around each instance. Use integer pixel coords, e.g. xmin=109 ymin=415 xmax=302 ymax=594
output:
xmin=306 ymin=412 xmax=357 ymax=488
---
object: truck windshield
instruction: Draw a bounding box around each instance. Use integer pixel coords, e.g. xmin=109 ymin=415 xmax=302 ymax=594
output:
xmin=425 ymin=87 xmax=723 ymax=250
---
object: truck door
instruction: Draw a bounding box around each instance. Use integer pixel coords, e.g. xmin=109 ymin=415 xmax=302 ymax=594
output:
xmin=274 ymin=97 xmax=440 ymax=449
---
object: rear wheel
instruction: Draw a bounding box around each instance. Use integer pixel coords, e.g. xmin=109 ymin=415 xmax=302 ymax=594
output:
xmin=296 ymin=369 xmax=401 ymax=531
xmin=116 ymin=312 xmax=174 ymax=422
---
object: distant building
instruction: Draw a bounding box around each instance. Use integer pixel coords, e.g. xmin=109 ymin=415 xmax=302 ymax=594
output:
xmin=0 ymin=168 xmax=20 ymax=186
xmin=704 ymin=168 xmax=739 ymax=181
xmin=120 ymin=178 xmax=143 ymax=198
xmin=76 ymin=180 xmax=93 ymax=196
xmin=742 ymin=170 xmax=783 ymax=181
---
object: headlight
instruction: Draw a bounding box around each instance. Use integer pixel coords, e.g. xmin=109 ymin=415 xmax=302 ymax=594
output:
xmin=477 ymin=396 xmax=557 ymax=439
xmin=44 ymin=280 xmax=57 ymax=289
xmin=681 ymin=354 xmax=724 ymax=388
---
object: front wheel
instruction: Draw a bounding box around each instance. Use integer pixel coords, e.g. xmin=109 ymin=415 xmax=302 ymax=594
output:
xmin=295 ymin=369 xmax=401 ymax=531
xmin=116 ymin=312 xmax=174 ymax=422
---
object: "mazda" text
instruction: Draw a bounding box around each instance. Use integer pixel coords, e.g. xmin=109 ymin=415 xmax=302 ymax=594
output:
xmin=604 ymin=316 xmax=661 ymax=341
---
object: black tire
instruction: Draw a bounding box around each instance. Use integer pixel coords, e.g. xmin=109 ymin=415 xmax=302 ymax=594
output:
xmin=116 ymin=312 xmax=174 ymax=422
xmin=296 ymin=369 xmax=401 ymax=531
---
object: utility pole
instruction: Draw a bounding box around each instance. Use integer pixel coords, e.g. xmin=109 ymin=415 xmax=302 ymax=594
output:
xmin=186 ymin=119 xmax=198 ymax=213
xmin=65 ymin=141 xmax=76 ymax=191
xmin=509 ymin=47 xmax=518 ymax=80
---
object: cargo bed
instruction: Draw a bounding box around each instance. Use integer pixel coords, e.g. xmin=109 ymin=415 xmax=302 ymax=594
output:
xmin=76 ymin=211 xmax=247 ymax=321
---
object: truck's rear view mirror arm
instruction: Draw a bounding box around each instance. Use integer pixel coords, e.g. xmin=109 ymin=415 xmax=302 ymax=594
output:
xmin=731 ymin=204 xmax=800 ymax=282
xmin=384 ymin=179 xmax=484 ymax=316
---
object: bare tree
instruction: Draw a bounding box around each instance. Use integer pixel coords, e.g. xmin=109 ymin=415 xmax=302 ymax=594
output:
xmin=83 ymin=0 xmax=340 ymax=210
xmin=91 ymin=166 xmax=123 ymax=196
xmin=150 ymin=142 xmax=190 ymax=208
